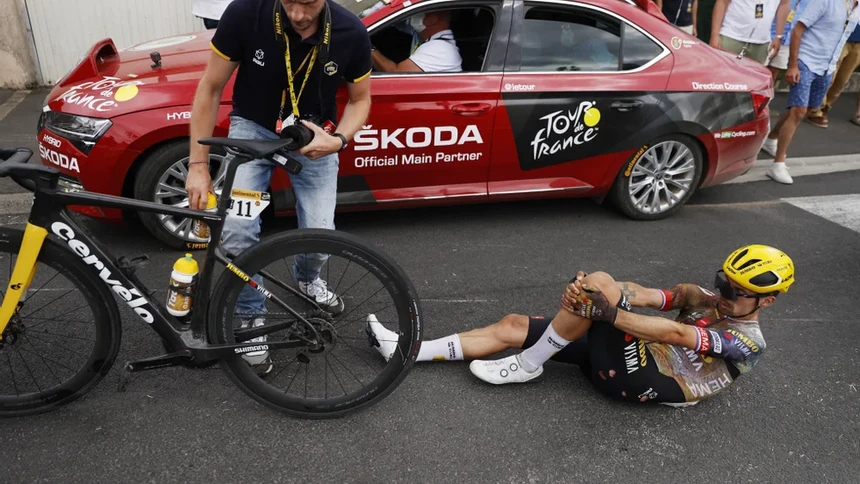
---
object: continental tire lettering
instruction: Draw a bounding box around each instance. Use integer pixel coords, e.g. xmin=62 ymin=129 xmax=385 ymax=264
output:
xmin=624 ymin=145 xmax=648 ymax=177
xmin=50 ymin=221 xmax=154 ymax=324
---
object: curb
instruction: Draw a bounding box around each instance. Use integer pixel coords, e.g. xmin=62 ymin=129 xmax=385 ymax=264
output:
xmin=725 ymin=153 xmax=860 ymax=184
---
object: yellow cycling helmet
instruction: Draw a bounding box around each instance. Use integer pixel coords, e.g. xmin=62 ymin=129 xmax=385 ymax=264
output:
xmin=722 ymin=244 xmax=795 ymax=294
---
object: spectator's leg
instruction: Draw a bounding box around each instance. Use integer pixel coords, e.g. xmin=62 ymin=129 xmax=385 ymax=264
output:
xmin=853 ymin=92 xmax=860 ymax=126
xmin=808 ymin=43 xmax=857 ymax=126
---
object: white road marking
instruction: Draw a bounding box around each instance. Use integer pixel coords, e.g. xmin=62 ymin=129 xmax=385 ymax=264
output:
xmin=727 ymin=154 xmax=860 ymax=184
xmin=782 ymin=194 xmax=860 ymax=234
xmin=0 ymin=90 xmax=31 ymax=122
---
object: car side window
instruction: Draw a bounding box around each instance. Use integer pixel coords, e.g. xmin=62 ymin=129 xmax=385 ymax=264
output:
xmin=621 ymin=24 xmax=663 ymax=70
xmin=368 ymin=6 xmax=497 ymax=74
xmin=521 ymin=6 xmax=621 ymax=72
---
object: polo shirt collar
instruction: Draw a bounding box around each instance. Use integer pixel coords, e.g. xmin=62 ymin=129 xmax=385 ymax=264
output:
xmin=280 ymin=3 xmax=327 ymax=45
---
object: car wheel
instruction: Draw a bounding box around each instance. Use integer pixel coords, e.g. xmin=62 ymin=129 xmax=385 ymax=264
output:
xmin=609 ymin=135 xmax=703 ymax=221
xmin=133 ymin=140 xmax=229 ymax=249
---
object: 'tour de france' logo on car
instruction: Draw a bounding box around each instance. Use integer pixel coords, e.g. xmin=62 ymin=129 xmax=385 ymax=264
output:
xmin=530 ymin=101 xmax=601 ymax=160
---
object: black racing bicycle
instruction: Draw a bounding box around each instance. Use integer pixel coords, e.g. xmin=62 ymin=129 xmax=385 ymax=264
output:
xmin=0 ymin=134 xmax=422 ymax=418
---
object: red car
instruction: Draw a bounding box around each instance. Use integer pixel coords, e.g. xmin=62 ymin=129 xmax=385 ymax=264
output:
xmin=37 ymin=0 xmax=772 ymax=249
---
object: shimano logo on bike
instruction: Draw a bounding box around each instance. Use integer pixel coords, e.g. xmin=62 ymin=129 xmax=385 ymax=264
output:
xmin=50 ymin=221 xmax=155 ymax=324
xmin=234 ymin=345 xmax=269 ymax=354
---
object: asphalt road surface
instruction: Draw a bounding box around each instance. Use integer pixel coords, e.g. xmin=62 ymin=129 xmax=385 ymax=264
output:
xmin=1 ymin=168 xmax=860 ymax=483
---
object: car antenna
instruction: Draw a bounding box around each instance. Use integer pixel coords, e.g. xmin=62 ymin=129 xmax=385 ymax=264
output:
xmin=150 ymin=52 xmax=162 ymax=69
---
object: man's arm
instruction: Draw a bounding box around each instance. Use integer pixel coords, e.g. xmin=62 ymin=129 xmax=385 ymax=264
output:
xmin=186 ymin=51 xmax=238 ymax=209
xmin=692 ymin=0 xmax=699 ymax=36
xmin=371 ymin=49 xmax=423 ymax=73
xmin=710 ymin=0 xmax=731 ymax=47
xmin=297 ymin=78 xmax=371 ymax=159
xmin=770 ymin=0 xmax=791 ymax=54
xmin=616 ymin=282 xmax=709 ymax=311
xmin=613 ymin=310 xmax=761 ymax=361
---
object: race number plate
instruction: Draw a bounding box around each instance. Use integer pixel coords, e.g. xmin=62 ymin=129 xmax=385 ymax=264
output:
xmin=226 ymin=189 xmax=270 ymax=220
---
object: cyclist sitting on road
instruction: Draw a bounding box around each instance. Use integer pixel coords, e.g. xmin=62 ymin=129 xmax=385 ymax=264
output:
xmin=371 ymin=10 xmax=463 ymax=73
xmin=367 ymin=245 xmax=794 ymax=406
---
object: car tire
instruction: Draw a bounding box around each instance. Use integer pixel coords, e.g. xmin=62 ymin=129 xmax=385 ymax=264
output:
xmin=609 ymin=134 xmax=703 ymax=221
xmin=133 ymin=140 xmax=229 ymax=250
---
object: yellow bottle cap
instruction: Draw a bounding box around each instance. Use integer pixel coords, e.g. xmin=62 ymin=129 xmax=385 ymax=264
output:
xmin=173 ymin=253 xmax=199 ymax=274
xmin=206 ymin=193 xmax=218 ymax=210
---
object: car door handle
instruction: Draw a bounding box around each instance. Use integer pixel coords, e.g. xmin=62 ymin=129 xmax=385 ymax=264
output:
xmin=611 ymin=100 xmax=644 ymax=111
xmin=452 ymin=103 xmax=493 ymax=116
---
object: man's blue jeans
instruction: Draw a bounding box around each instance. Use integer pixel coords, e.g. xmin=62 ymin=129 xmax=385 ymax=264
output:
xmin=220 ymin=116 xmax=338 ymax=317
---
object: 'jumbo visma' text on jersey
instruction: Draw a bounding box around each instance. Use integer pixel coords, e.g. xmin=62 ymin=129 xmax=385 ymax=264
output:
xmin=645 ymin=286 xmax=766 ymax=402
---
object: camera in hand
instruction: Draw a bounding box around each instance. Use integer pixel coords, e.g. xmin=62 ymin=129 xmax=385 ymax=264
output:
xmin=271 ymin=114 xmax=321 ymax=176
xmin=279 ymin=113 xmax=319 ymax=149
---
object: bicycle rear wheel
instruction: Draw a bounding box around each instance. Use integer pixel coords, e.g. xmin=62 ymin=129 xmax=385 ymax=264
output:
xmin=209 ymin=229 xmax=421 ymax=418
xmin=0 ymin=227 xmax=121 ymax=417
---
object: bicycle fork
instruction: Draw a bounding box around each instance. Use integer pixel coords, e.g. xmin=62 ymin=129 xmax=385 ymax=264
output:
xmin=0 ymin=223 xmax=47 ymax=339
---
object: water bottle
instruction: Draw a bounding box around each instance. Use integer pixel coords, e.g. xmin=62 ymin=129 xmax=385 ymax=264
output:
xmin=166 ymin=253 xmax=199 ymax=318
xmin=192 ymin=193 xmax=218 ymax=240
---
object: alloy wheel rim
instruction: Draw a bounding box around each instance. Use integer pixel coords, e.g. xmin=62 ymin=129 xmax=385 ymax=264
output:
xmin=626 ymin=140 xmax=696 ymax=215
xmin=153 ymin=155 xmax=228 ymax=243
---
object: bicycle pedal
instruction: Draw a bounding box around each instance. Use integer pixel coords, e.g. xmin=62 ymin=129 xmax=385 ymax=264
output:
xmin=118 ymin=254 xmax=150 ymax=275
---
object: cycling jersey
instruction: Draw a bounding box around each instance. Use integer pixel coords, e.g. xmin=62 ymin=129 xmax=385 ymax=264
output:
xmin=649 ymin=286 xmax=765 ymax=402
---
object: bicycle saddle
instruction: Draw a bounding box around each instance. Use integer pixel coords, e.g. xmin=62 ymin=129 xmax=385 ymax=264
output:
xmin=197 ymin=138 xmax=297 ymax=159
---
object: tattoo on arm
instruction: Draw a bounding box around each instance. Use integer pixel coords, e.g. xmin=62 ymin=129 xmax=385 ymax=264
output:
xmin=619 ymin=283 xmax=637 ymax=301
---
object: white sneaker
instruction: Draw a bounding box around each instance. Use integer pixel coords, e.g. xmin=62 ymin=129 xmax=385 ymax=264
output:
xmin=299 ymin=278 xmax=345 ymax=314
xmin=239 ymin=318 xmax=273 ymax=376
xmin=766 ymin=162 xmax=793 ymax=184
xmin=469 ymin=354 xmax=543 ymax=385
xmin=760 ymin=137 xmax=778 ymax=157
xmin=365 ymin=314 xmax=398 ymax=362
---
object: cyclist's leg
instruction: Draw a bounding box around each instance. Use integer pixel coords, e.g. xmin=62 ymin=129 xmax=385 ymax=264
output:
xmin=220 ymin=116 xmax=277 ymax=318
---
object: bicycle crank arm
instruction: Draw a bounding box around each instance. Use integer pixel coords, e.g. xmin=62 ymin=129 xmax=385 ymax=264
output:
xmin=117 ymin=350 xmax=193 ymax=392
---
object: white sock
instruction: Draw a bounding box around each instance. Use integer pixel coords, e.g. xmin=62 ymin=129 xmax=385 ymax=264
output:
xmin=416 ymin=334 xmax=463 ymax=362
xmin=519 ymin=323 xmax=570 ymax=373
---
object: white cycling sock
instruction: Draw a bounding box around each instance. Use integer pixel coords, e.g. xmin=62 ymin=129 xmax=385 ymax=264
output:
xmin=417 ymin=334 xmax=463 ymax=362
xmin=519 ymin=323 xmax=570 ymax=373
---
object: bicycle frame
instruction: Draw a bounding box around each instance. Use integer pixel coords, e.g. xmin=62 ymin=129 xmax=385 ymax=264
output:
xmin=0 ymin=149 xmax=322 ymax=366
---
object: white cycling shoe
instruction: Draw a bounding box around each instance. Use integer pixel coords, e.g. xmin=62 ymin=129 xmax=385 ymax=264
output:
xmin=366 ymin=314 xmax=398 ymax=362
xmin=469 ymin=354 xmax=543 ymax=385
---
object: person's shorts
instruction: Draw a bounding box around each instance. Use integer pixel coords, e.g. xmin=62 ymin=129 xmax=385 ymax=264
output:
xmin=787 ymin=60 xmax=832 ymax=109
xmin=765 ymin=44 xmax=789 ymax=70
xmin=676 ymin=24 xmax=694 ymax=35
xmin=524 ymin=297 xmax=686 ymax=404
xmin=719 ymin=35 xmax=769 ymax=64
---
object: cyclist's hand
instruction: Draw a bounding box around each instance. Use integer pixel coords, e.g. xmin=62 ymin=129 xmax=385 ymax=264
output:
xmin=562 ymin=283 xmax=617 ymax=325
xmin=297 ymin=120 xmax=342 ymax=160
xmin=186 ymin=164 xmax=213 ymax=210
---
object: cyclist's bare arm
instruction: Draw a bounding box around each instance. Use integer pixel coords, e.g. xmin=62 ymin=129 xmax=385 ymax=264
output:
xmin=615 ymin=281 xmax=664 ymax=309
xmin=187 ymin=52 xmax=238 ymax=209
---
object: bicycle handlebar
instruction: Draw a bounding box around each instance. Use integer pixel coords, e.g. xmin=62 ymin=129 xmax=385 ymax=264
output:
xmin=0 ymin=148 xmax=58 ymax=193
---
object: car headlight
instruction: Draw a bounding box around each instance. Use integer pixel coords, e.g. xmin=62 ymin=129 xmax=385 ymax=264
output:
xmin=39 ymin=111 xmax=112 ymax=154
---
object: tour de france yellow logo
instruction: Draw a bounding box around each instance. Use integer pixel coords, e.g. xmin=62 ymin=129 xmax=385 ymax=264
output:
xmin=114 ymin=85 xmax=140 ymax=103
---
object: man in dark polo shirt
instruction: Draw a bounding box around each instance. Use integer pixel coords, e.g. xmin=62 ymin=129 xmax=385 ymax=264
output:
xmin=186 ymin=0 xmax=372 ymax=375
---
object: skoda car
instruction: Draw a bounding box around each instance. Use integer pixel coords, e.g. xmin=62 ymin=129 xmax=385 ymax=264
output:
xmin=37 ymin=0 xmax=773 ymax=249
